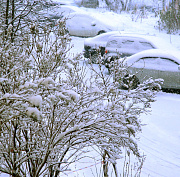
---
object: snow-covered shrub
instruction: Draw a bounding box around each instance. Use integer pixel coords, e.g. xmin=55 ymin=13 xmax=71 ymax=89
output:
xmin=0 ymin=5 xmax=160 ymax=177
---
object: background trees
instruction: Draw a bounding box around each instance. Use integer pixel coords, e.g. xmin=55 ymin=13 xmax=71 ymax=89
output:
xmin=77 ymin=0 xmax=180 ymax=33
xmin=158 ymin=0 xmax=180 ymax=33
xmin=0 ymin=1 xmax=162 ymax=177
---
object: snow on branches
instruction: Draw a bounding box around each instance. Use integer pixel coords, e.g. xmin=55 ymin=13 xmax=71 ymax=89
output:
xmin=0 ymin=16 xmax=159 ymax=177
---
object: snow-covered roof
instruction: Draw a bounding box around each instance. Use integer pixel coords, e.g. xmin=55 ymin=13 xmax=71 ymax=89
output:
xmin=84 ymin=31 xmax=121 ymax=46
xmin=125 ymin=49 xmax=180 ymax=65
xmin=107 ymin=33 xmax=177 ymax=51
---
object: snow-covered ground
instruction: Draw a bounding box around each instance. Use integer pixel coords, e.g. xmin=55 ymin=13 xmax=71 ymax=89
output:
xmin=139 ymin=92 xmax=180 ymax=177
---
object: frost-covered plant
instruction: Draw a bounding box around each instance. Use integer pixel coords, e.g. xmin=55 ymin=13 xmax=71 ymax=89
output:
xmin=0 ymin=11 xmax=160 ymax=177
xmin=0 ymin=17 xmax=76 ymax=176
xmin=86 ymin=57 xmax=161 ymax=176
xmin=0 ymin=0 xmax=58 ymax=43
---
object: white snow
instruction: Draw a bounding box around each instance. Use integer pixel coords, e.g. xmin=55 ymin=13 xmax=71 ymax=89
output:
xmin=38 ymin=77 xmax=55 ymax=87
xmin=1 ymin=93 xmax=10 ymax=99
xmin=29 ymin=95 xmax=42 ymax=107
xmin=19 ymin=82 xmax=38 ymax=89
xmin=62 ymin=89 xmax=79 ymax=101
xmin=26 ymin=107 xmax=41 ymax=120
xmin=0 ymin=78 xmax=8 ymax=82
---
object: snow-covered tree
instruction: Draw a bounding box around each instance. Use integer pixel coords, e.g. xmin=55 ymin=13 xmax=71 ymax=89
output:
xmin=0 ymin=0 xmax=57 ymax=43
xmin=0 ymin=5 xmax=162 ymax=177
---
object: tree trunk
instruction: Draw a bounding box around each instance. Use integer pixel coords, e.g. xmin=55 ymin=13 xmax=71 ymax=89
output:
xmin=102 ymin=151 xmax=108 ymax=177
xmin=5 ymin=0 xmax=10 ymax=37
xmin=11 ymin=0 xmax=15 ymax=42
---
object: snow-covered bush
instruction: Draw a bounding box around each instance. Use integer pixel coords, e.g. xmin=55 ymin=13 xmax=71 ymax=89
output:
xmin=0 ymin=4 xmax=160 ymax=177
